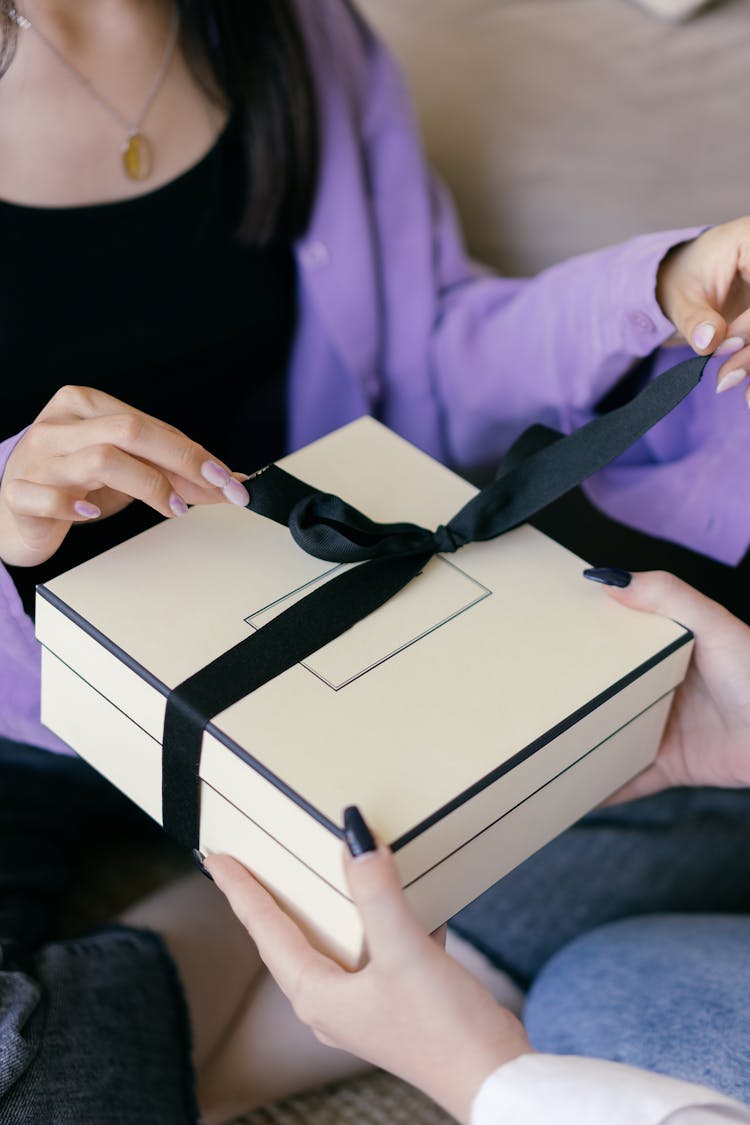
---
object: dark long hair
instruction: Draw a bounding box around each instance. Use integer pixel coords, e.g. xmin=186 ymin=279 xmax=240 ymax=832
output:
xmin=0 ymin=1 xmax=319 ymax=243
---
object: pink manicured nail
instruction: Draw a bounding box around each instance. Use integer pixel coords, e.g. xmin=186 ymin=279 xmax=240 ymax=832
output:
xmin=715 ymin=335 xmax=746 ymax=357
xmin=169 ymin=493 xmax=189 ymax=517
xmin=716 ymin=368 xmax=747 ymax=394
xmin=223 ymin=478 xmax=250 ymax=507
xmin=73 ymin=500 xmax=100 ymax=519
xmin=201 ymin=460 xmax=230 ymax=488
xmin=692 ymin=322 xmax=716 ymax=350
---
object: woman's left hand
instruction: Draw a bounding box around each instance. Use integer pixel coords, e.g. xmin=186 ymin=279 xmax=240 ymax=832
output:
xmin=206 ymin=841 xmax=531 ymax=1125
xmin=656 ymin=216 xmax=750 ymax=396
xmin=599 ymin=571 xmax=750 ymax=803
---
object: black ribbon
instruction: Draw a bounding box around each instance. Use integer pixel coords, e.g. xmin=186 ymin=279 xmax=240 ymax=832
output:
xmin=163 ymin=354 xmax=708 ymax=849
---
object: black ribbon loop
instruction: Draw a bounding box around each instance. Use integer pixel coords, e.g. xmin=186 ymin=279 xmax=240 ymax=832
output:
xmin=162 ymin=354 xmax=709 ymax=850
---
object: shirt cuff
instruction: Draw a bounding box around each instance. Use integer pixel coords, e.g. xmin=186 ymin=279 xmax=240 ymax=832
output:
xmin=471 ymin=1054 xmax=750 ymax=1125
xmin=610 ymin=226 xmax=705 ymax=359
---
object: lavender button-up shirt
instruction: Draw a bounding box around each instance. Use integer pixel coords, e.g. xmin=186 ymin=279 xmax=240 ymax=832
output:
xmin=1 ymin=0 xmax=745 ymax=753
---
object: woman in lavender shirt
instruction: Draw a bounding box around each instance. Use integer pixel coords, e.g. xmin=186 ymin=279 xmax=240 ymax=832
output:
xmin=0 ymin=0 xmax=749 ymax=1121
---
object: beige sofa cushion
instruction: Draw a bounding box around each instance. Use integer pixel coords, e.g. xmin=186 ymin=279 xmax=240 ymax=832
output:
xmin=355 ymin=0 xmax=750 ymax=275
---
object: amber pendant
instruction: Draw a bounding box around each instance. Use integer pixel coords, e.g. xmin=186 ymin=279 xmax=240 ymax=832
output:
xmin=121 ymin=131 xmax=152 ymax=181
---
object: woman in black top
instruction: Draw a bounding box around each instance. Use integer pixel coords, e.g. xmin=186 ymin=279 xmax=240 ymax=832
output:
xmin=0 ymin=4 xmax=372 ymax=1122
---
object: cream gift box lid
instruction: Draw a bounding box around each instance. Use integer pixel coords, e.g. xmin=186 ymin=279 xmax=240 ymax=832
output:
xmin=36 ymin=417 xmax=690 ymax=889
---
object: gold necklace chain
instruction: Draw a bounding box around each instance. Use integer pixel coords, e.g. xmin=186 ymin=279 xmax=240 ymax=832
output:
xmin=9 ymin=4 xmax=180 ymax=181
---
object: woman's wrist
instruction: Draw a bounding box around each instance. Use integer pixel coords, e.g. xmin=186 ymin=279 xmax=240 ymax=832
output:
xmin=422 ymin=1020 xmax=533 ymax=1124
xmin=655 ymin=238 xmax=694 ymax=324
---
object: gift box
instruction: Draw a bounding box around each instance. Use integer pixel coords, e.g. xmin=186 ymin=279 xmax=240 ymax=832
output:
xmin=36 ymin=417 xmax=692 ymax=966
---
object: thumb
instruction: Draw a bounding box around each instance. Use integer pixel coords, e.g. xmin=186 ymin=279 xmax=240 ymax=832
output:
xmin=679 ymin=305 xmax=728 ymax=355
xmin=342 ymin=810 xmax=425 ymax=962
xmin=602 ymin=569 xmax=734 ymax=643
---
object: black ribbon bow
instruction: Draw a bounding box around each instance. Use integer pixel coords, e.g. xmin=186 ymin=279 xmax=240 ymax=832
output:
xmin=162 ymin=354 xmax=708 ymax=850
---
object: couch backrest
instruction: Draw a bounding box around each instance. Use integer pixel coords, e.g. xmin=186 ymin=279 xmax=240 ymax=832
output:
xmin=355 ymin=0 xmax=750 ymax=275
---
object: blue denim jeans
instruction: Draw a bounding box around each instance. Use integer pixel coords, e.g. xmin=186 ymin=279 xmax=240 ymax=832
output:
xmin=451 ymin=787 xmax=750 ymax=1104
xmin=524 ymin=913 xmax=750 ymax=1105
xmin=0 ymin=738 xmax=199 ymax=1125
xmin=452 ymin=787 xmax=750 ymax=983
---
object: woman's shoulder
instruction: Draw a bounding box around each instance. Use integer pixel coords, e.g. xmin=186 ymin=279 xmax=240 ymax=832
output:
xmin=293 ymin=0 xmax=382 ymax=106
xmin=294 ymin=0 xmax=373 ymax=54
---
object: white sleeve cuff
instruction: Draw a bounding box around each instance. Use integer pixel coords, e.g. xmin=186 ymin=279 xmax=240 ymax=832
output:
xmin=471 ymin=1054 xmax=750 ymax=1125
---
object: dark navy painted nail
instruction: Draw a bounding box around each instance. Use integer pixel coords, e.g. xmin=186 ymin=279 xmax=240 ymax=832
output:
xmin=344 ymin=806 xmax=376 ymax=857
xmin=583 ymin=566 xmax=632 ymax=589
xmin=191 ymin=848 xmax=214 ymax=881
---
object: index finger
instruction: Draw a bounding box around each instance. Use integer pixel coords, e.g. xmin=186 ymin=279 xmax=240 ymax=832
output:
xmin=55 ymin=413 xmax=248 ymax=503
xmin=205 ymin=854 xmax=341 ymax=995
xmin=37 ymin=384 xmax=181 ymax=427
xmin=35 ymin=384 xmax=249 ymax=504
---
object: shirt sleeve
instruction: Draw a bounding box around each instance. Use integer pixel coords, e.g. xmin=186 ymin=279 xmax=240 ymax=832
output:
xmin=353 ymin=9 xmax=696 ymax=467
xmin=471 ymin=1055 xmax=750 ymax=1125
xmin=0 ymin=426 xmax=68 ymax=752
xmin=0 ymin=428 xmax=27 ymax=480
xmin=350 ymin=12 xmax=749 ymax=562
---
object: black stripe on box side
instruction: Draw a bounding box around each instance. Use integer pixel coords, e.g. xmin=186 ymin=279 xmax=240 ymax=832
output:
xmin=201 ymin=721 xmax=342 ymax=837
xmin=38 ymin=585 xmax=170 ymax=697
xmin=202 ymin=688 xmax=681 ymax=904
xmin=37 ymin=584 xmax=691 ymax=849
xmin=390 ymin=630 xmax=693 ymax=852
xmin=41 ymin=645 xmax=341 ymax=843
xmin=42 ymin=645 xmax=163 ymax=746
xmin=37 ymin=585 xmax=342 ymax=839
xmin=200 ymin=777 xmax=350 ymax=900
xmin=401 ymin=687 xmax=675 ymax=889
xmin=42 ymin=638 xmax=676 ymax=896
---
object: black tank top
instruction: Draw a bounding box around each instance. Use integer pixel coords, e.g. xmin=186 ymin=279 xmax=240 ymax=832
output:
xmin=3 ymin=116 xmax=295 ymax=616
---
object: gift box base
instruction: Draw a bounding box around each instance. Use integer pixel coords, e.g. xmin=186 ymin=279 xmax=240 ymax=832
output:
xmin=42 ymin=646 xmax=673 ymax=967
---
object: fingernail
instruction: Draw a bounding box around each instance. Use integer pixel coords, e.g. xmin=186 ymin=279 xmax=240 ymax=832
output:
xmin=201 ymin=460 xmax=230 ymax=488
xmin=714 ymin=335 xmax=746 ymax=357
xmin=343 ymin=806 xmax=376 ymax=857
xmin=169 ymin=493 xmax=189 ymax=517
xmin=583 ymin=566 xmax=632 ymax=588
xmin=191 ymin=848 xmax=214 ymax=882
xmin=692 ymin=322 xmax=716 ymax=350
xmin=73 ymin=500 xmax=100 ymax=519
xmin=223 ymin=478 xmax=250 ymax=507
xmin=716 ymin=368 xmax=747 ymax=394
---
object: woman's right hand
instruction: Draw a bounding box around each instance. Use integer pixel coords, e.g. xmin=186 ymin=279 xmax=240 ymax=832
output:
xmin=0 ymin=385 xmax=249 ymax=568
xmin=207 ymin=838 xmax=532 ymax=1125
xmin=603 ymin=571 xmax=750 ymax=801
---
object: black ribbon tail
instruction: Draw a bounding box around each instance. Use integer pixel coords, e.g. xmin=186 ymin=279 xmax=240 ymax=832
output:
xmin=495 ymin=424 xmax=564 ymax=479
xmin=245 ymin=464 xmax=319 ymax=524
xmin=447 ymin=354 xmax=708 ymax=544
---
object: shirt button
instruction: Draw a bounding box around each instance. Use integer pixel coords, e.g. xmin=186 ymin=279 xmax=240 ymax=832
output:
xmin=300 ymin=241 xmax=330 ymax=269
xmin=628 ymin=310 xmax=656 ymax=335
